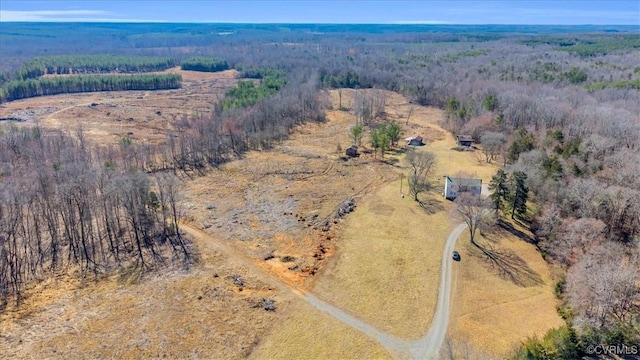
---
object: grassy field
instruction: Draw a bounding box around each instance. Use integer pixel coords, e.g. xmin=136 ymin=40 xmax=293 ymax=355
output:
xmin=1 ymin=256 xmax=289 ymax=359
xmin=309 ymin=90 xmax=500 ymax=339
xmin=448 ymin=223 xmax=565 ymax=356
xmin=312 ymin=181 xmax=452 ymax=339
xmin=250 ymin=299 xmax=392 ymax=360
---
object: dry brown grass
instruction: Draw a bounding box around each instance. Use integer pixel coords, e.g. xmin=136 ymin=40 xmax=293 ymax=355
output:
xmin=250 ymin=299 xmax=392 ymax=360
xmin=0 ymin=86 xmax=563 ymax=359
xmin=449 ymin=224 xmax=564 ymax=357
xmin=312 ymin=182 xmax=453 ymax=339
xmin=306 ymin=89 xmax=500 ymax=340
xmin=0 ymin=256 xmax=291 ymax=359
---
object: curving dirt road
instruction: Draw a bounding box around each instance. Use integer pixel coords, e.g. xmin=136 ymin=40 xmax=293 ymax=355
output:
xmin=181 ymin=219 xmax=469 ymax=359
xmin=409 ymin=222 xmax=468 ymax=359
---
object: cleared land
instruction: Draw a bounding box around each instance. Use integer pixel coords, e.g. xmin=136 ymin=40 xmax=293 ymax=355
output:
xmin=0 ymin=246 xmax=288 ymax=359
xmin=310 ymin=90 xmax=498 ymax=340
xmin=0 ymin=67 xmax=237 ymax=144
xmin=0 ymin=83 xmax=563 ymax=359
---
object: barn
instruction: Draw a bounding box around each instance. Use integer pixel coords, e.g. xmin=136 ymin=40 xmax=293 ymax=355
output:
xmin=456 ymin=134 xmax=473 ymax=147
xmin=405 ymin=135 xmax=424 ymax=146
xmin=345 ymin=145 xmax=359 ymax=157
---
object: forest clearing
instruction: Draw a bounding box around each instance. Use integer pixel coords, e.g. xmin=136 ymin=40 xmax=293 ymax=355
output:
xmin=2 ymin=82 xmax=562 ymax=358
xmin=1 ymin=20 xmax=638 ymax=360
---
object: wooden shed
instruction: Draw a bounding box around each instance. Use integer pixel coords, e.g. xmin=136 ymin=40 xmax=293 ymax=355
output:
xmin=345 ymin=145 xmax=359 ymax=157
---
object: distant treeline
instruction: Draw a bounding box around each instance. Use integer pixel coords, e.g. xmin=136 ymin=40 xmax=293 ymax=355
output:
xmin=0 ymin=73 xmax=181 ymax=102
xmin=181 ymin=57 xmax=229 ymax=72
xmin=17 ymin=55 xmax=179 ymax=80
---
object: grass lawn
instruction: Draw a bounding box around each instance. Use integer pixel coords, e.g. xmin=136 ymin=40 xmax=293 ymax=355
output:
xmin=312 ymin=180 xmax=453 ymax=339
xmin=448 ymin=223 xmax=565 ymax=356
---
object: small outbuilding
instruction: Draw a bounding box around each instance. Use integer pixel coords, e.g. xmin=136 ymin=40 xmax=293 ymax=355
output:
xmin=405 ymin=135 xmax=424 ymax=146
xmin=456 ymin=134 xmax=473 ymax=147
xmin=345 ymin=145 xmax=359 ymax=157
xmin=444 ymin=176 xmax=482 ymax=200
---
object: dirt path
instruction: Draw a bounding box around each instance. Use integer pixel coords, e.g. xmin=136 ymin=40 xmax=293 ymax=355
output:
xmin=181 ymin=218 xmax=469 ymax=359
xmin=409 ymin=222 xmax=468 ymax=359
xmin=45 ymin=102 xmax=95 ymax=127
xmin=179 ymin=223 xmax=297 ymax=295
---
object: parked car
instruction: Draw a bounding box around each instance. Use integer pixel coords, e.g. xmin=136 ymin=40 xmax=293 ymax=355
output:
xmin=452 ymin=251 xmax=461 ymax=261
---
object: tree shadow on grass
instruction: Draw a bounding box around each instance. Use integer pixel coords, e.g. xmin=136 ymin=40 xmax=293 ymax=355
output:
xmin=418 ymin=197 xmax=445 ymax=214
xmin=497 ymin=219 xmax=536 ymax=244
xmin=387 ymin=147 xmax=407 ymax=156
xmin=472 ymin=240 xmax=543 ymax=287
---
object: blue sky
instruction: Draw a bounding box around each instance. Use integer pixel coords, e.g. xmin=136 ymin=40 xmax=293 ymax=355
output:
xmin=0 ymin=1 xmax=638 ymax=25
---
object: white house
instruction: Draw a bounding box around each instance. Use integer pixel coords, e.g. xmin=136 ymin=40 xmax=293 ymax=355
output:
xmin=444 ymin=176 xmax=482 ymax=200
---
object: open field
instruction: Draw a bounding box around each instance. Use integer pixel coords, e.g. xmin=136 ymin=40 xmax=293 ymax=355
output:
xmin=312 ymin=181 xmax=451 ymax=339
xmin=448 ymin=223 xmax=565 ymax=357
xmin=1 ymin=83 xmax=565 ymax=359
xmin=249 ymin=299 xmax=393 ymax=360
xmin=309 ymin=90 xmax=497 ymax=339
xmin=0 ymin=67 xmax=238 ymax=144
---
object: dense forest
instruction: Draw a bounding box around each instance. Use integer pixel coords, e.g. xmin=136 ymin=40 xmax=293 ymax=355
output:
xmin=16 ymin=55 xmax=178 ymax=80
xmin=0 ymin=23 xmax=638 ymax=356
xmin=181 ymin=57 xmax=229 ymax=72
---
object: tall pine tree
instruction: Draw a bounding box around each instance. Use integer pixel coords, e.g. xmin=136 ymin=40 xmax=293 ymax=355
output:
xmin=509 ymin=171 xmax=529 ymax=220
xmin=489 ymin=169 xmax=509 ymax=215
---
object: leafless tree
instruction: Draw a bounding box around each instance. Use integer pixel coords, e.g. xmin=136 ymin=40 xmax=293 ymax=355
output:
xmin=453 ymin=193 xmax=491 ymax=246
xmin=405 ymin=148 xmax=436 ymax=202
xmin=406 ymin=105 xmax=414 ymax=125
xmin=566 ymin=242 xmax=639 ymax=329
xmin=480 ymin=131 xmax=507 ymax=163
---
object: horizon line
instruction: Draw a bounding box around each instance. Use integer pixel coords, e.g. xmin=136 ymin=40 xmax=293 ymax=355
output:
xmin=0 ymin=21 xmax=637 ymax=26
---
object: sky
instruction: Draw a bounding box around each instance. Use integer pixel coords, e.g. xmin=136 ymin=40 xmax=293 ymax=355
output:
xmin=0 ymin=1 xmax=639 ymax=25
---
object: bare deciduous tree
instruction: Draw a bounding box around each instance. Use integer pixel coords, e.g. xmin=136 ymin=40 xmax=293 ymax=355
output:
xmin=405 ymin=148 xmax=436 ymax=202
xmin=480 ymin=131 xmax=507 ymax=163
xmin=566 ymin=242 xmax=639 ymax=329
xmin=453 ymin=193 xmax=491 ymax=246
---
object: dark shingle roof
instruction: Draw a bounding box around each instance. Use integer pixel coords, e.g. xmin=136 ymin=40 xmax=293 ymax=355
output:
xmin=448 ymin=177 xmax=481 ymax=187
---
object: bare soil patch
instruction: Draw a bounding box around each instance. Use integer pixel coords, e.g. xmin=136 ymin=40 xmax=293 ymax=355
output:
xmin=0 ymin=68 xmax=238 ymax=144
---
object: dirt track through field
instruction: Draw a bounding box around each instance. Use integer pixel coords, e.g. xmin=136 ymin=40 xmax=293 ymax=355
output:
xmin=181 ymin=219 xmax=468 ymax=359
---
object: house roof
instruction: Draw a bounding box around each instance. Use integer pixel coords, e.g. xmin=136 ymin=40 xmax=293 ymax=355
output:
xmin=347 ymin=145 xmax=358 ymax=150
xmin=447 ymin=176 xmax=482 ymax=187
xmin=456 ymin=134 xmax=473 ymax=142
xmin=405 ymin=135 xmax=423 ymax=142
